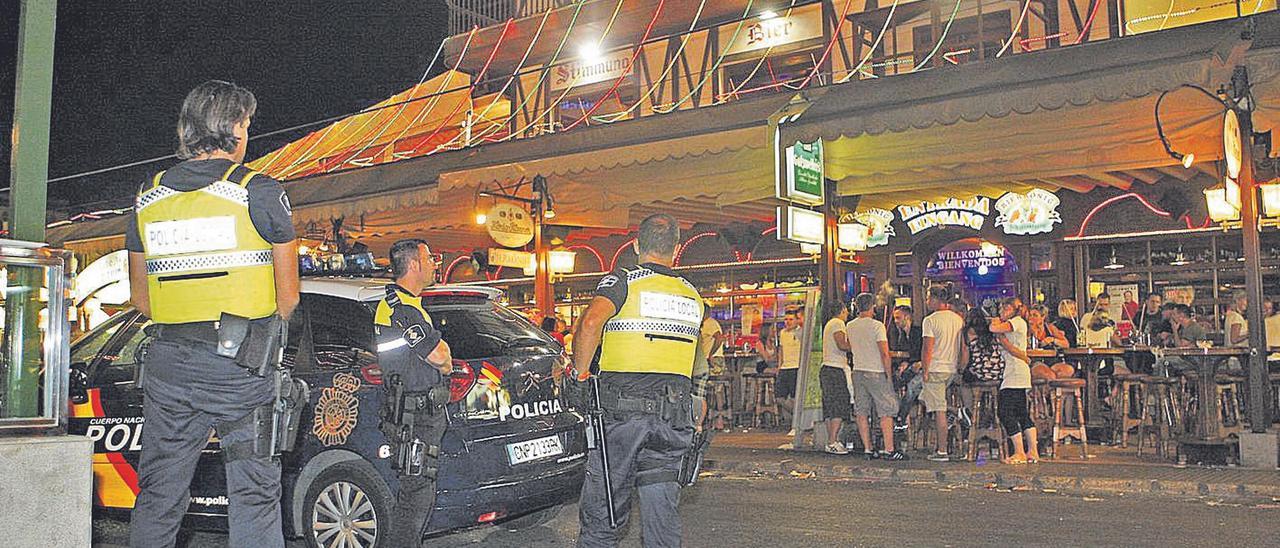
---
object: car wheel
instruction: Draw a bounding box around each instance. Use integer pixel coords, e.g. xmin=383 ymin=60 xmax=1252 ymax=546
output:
xmin=502 ymin=504 xmax=563 ymax=532
xmin=303 ymin=462 xmax=393 ymax=548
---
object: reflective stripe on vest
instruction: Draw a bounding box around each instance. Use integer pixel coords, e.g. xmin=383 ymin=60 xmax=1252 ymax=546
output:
xmin=598 ymin=267 xmax=704 ymax=377
xmin=137 ymin=163 xmax=277 ymax=324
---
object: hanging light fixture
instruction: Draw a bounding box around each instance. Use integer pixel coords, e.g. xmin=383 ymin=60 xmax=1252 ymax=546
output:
xmin=1204 ymin=185 xmax=1241 ymax=222
xmin=1259 ymin=180 xmax=1280 ymax=218
xmin=548 ymin=250 xmax=576 ymax=274
xmin=837 ymin=221 xmax=869 ymax=251
xmin=1103 ymin=247 xmax=1125 ymax=270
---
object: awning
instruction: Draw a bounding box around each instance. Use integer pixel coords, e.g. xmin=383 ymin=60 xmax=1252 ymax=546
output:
xmin=784 ymin=13 xmax=1280 ymax=207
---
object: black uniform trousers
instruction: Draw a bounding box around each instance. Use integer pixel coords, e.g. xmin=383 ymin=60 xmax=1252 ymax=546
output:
xmin=384 ymin=412 xmax=447 ymax=548
xmin=578 ymin=408 xmax=693 ymax=548
xmin=130 ymin=337 xmax=281 ymax=548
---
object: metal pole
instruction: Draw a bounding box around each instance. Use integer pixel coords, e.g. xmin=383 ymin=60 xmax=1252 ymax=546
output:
xmin=1232 ymin=66 xmax=1273 ymax=433
xmin=3 ymin=0 xmax=56 ymax=418
xmin=821 ymin=178 xmax=840 ymax=306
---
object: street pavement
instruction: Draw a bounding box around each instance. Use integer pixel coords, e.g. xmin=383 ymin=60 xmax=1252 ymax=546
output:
xmin=93 ymin=475 xmax=1279 ymax=547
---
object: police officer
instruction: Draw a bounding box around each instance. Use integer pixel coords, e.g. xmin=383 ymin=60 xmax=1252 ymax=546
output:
xmin=126 ymin=81 xmax=299 ymax=548
xmin=573 ymin=214 xmax=705 ymax=548
xmin=374 ymin=238 xmax=453 ymax=547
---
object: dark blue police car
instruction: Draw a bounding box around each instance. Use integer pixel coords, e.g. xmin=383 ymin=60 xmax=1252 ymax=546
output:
xmin=69 ymin=278 xmax=586 ymax=547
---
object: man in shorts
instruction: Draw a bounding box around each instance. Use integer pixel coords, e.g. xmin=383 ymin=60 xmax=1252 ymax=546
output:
xmin=921 ymin=286 xmax=965 ymax=461
xmin=848 ymin=293 xmax=906 ymax=460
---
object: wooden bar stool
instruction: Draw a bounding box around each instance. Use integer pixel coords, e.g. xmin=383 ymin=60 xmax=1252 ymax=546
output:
xmin=1030 ymin=378 xmax=1054 ymax=449
xmin=742 ymin=373 xmax=779 ymax=428
xmin=1110 ymin=373 xmax=1148 ymax=448
xmin=1050 ymin=378 xmax=1088 ymax=459
xmin=1214 ymin=373 xmax=1245 ymax=439
xmin=706 ymin=375 xmax=734 ymax=431
xmin=967 ymin=381 xmax=1004 ymax=462
xmin=1138 ymin=376 xmax=1183 ymax=459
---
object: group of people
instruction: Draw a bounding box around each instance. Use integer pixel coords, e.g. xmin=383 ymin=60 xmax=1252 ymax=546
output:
xmin=804 ymin=286 xmax=1041 ymax=463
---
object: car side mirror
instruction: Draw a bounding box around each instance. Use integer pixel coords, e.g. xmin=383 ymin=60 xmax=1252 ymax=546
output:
xmin=69 ymin=362 xmax=90 ymax=405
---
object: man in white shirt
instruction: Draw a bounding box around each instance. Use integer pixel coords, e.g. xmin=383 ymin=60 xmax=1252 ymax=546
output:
xmin=776 ymin=307 xmax=803 ymax=429
xmin=921 ymin=286 xmax=965 ymax=462
xmin=847 ymin=293 xmax=905 ymax=460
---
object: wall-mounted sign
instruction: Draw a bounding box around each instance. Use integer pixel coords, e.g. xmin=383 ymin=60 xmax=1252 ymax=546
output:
xmin=489 ymin=248 xmax=534 ymax=269
xmin=994 ymin=189 xmax=1061 ymax=235
xmin=73 ymin=249 xmax=129 ymax=305
xmin=926 ymin=240 xmax=1011 ymax=278
xmin=550 ymin=48 xmax=634 ymax=92
xmin=776 ymin=205 xmax=825 ymax=245
xmin=897 ymin=197 xmax=990 ymax=235
xmin=486 ymin=202 xmax=535 ymax=248
xmin=1224 ymin=108 xmax=1242 ymax=180
xmin=852 ymin=208 xmax=895 ymax=247
xmin=776 ymin=139 xmax=824 ymax=205
xmin=723 ymin=5 xmax=825 ymax=56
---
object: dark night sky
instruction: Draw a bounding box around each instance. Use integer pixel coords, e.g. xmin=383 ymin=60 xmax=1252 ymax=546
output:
xmin=0 ymin=0 xmax=448 ymax=215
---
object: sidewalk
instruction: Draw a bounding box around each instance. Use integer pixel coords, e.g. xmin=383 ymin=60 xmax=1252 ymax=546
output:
xmin=702 ymin=430 xmax=1280 ymax=502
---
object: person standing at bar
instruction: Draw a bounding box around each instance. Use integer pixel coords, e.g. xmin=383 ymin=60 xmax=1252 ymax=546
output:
xmin=848 ymin=293 xmax=905 ymax=460
xmin=572 ymin=214 xmax=703 ymax=548
xmin=921 ymin=285 xmax=965 ymax=462
xmin=990 ymin=297 xmax=1038 ymax=464
xmin=776 ymin=306 xmax=804 ymax=432
xmin=127 ymin=81 xmax=299 ymax=548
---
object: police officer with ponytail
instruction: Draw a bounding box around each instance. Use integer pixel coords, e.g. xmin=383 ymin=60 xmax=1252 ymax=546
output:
xmin=126 ymin=81 xmax=299 ymax=548
xmin=373 ymin=238 xmax=452 ymax=547
xmin=572 ymin=214 xmax=705 ymax=547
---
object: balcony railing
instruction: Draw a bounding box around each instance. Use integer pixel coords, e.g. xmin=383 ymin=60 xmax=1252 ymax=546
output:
xmin=445 ymin=0 xmax=575 ymax=35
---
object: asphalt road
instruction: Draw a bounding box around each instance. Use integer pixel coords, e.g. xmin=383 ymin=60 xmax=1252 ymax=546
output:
xmin=94 ymin=476 xmax=1280 ymax=547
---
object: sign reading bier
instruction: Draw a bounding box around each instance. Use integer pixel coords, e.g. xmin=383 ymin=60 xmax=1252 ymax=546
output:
xmin=898 ymin=197 xmax=990 ymax=235
xmin=723 ymin=5 xmax=825 ymax=56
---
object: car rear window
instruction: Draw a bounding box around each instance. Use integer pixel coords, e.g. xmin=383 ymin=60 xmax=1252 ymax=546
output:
xmin=429 ymin=304 xmax=558 ymax=360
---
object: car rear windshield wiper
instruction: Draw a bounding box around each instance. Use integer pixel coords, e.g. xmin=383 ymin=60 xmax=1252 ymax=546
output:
xmin=503 ymin=336 xmax=550 ymax=349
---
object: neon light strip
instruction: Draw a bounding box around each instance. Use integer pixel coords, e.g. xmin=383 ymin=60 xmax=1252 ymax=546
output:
xmin=561 ymin=0 xmax=668 ymax=132
xmin=652 ymin=0 xmax=757 ymax=113
xmin=836 ymin=0 xmax=900 ymax=84
xmin=911 ymin=0 xmax=962 ymax=72
xmin=468 ymin=1 xmax=588 ymax=145
xmin=673 ymin=232 xmax=719 ymax=266
xmin=996 ymin=0 xmax=1033 ymax=57
xmin=610 ymin=238 xmax=637 ymax=271
xmin=592 ymin=0 xmax=710 ymax=124
xmin=715 ymin=1 xmax=802 ymax=102
xmin=405 ymin=19 xmax=515 ymax=157
xmin=276 ymin=28 xmax=480 ymax=180
xmin=1073 ymin=192 xmax=1213 ymax=238
xmin=566 ymin=244 xmax=605 ymax=271
xmin=414 ymin=7 xmax=555 ymax=154
xmin=793 ymin=0 xmax=856 ymax=89
xmin=444 ymin=255 xmax=472 ymax=282
xmin=1071 ymin=0 xmax=1102 ymax=45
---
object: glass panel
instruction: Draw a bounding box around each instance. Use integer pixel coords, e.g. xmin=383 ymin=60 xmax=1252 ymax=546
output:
xmin=0 ymin=245 xmax=72 ymax=431
xmin=69 ymin=312 xmax=129 ymax=366
xmin=432 ymin=305 xmax=557 ymax=361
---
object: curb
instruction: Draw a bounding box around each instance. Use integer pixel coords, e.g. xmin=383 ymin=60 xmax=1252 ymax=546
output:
xmin=701 ymin=457 xmax=1280 ymax=502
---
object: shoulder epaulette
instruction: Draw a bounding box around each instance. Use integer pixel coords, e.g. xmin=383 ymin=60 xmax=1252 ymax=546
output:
xmin=385 ymin=284 xmax=402 ymax=307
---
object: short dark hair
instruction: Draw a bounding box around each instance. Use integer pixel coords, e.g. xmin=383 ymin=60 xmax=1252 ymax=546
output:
xmin=853 ymin=293 xmax=876 ymax=315
xmin=1095 ymin=293 xmax=1111 ymax=301
xmin=636 ymin=214 xmax=680 ymax=258
xmin=1174 ymin=304 xmax=1194 ymax=318
xmin=894 ymin=305 xmax=912 ymax=315
xmin=1160 ymin=302 xmax=1178 ymax=312
xmin=176 ymin=80 xmax=257 ymax=159
xmin=823 ymin=300 xmax=846 ymax=323
xmin=928 ymin=285 xmax=952 ymax=303
xmin=390 ymin=238 xmax=428 ymax=278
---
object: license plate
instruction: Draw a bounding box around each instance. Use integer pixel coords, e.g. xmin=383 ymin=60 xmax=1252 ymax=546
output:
xmin=506 ymin=435 xmax=564 ymax=465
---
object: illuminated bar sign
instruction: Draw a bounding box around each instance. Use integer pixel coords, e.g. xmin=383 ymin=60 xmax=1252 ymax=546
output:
xmin=776 ymin=205 xmax=825 ymax=245
xmin=776 ymin=139 xmax=824 ymax=205
xmin=723 ymin=5 xmax=825 ymax=56
xmin=489 ymin=248 xmax=535 ymax=269
xmin=897 ymin=197 xmax=990 ymax=235
xmin=853 ymin=208 xmax=895 ymax=247
xmin=551 ymin=48 xmax=634 ymax=92
xmin=994 ymin=189 xmax=1061 ymax=235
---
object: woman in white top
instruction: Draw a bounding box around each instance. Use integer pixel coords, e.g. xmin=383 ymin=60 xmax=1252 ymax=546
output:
xmin=1224 ymin=290 xmax=1249 ymax=347
xmin=990 ymin=297 xmax=1038 ymax=464
xmin=818 ymin=301 xmax=851 ymax=454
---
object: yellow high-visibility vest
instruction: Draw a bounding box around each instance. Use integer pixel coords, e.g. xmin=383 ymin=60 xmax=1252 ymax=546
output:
xmin=135 ymin=163 xmax=276 ymax=324
xmin=598 ymin=266 xmax=704 ymax=377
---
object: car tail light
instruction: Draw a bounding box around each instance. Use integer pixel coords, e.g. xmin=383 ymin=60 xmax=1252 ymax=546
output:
xmin=360 ymin=363 xmax=383 ymax=385
xmin=476 ymin=511 xmax=504 ymax=523
xmin=449 ymin=360 xmax=475 ymax=403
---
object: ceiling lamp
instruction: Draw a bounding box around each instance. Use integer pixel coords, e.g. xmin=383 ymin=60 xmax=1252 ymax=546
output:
xmin=1103 ymin=247 xmax=1125 ymax=270
xmin=1204 ymin=185 xmax=1241 ymax=222
xmin=799 ymin=243 xmax=822 ymax=255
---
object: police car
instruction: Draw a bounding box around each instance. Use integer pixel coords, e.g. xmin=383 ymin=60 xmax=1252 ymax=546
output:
xmin=69 ymin=278 xmax=586 ymax=547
